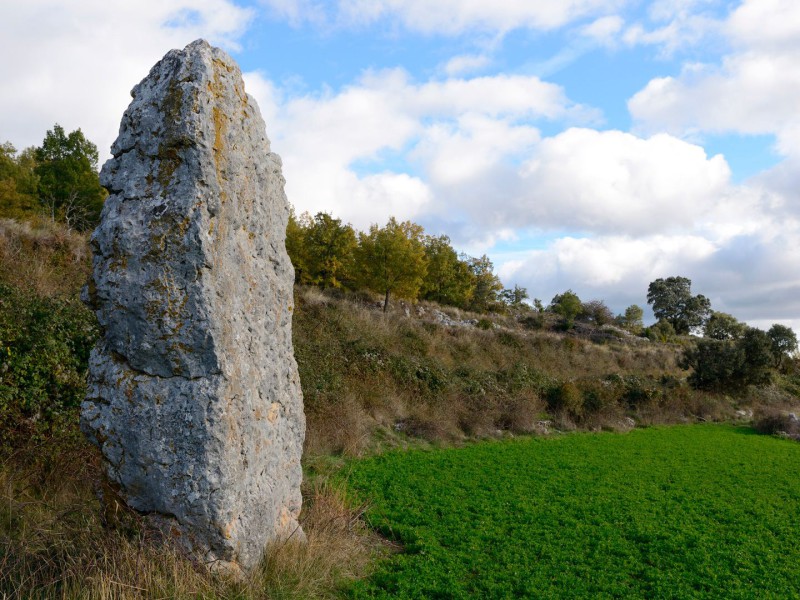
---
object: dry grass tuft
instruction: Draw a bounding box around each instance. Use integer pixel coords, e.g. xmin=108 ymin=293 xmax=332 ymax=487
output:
xmin=0 ymin=218 xmax=90 ymax=298
xmin=305 ymin=394 xmax=374 ymax=457
xmin=753 ymin=407 xmax=800 ymax=438
xmin=0 ymin=435 xmax=382 ymax=599
xmin=260 ymin=480 xmax=384 ymax=599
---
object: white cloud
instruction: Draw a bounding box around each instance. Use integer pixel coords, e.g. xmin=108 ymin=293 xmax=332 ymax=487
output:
xmin=727 ymin=0 xmax=800 ymax=52
xmin=620 ymin=0 xmax=722 ymax=56
xmin=260 ymin=0 xmax=326 ymax=27
xmin=413 ymin=114 xmax=540 ymax=187
xmin=522 ymin=129 xmax=730 ymax=233
xmin=442 ymin=54 xmax=492 ymax=77
xmin=262 ymin=0 xmax=628 ymax=35
xmin=580 ymin=15 xmax=624 ymax=46
xmin=245 ymin=68 xmax=583 ymax=229
xmin=498 ymin=219 xmax=800 ymax=326
xmin=0 ymin=0 xmax=253 ymax=160
xmin=629 ymin=0 xmax=800 ymax=151
xmin=629 ymin=53 xmax=800 ymax=143
xmin=496 ymin=233 xmax=717 ymax=311
xmin=455 ymin=128 xmax=731 ymax=236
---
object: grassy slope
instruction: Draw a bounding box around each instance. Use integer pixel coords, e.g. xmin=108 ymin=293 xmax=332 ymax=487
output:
xmin=344 ymin=424 xmax=800 ymax=599
xmin=293 ymin=285 xmax=777 ymax=458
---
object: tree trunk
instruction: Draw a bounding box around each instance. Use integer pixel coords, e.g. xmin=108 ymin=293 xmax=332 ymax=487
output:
xmin=383 ymin=289 xmax=390 ymax=312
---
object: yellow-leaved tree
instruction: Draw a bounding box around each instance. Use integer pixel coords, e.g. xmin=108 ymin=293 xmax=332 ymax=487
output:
xmin=356 ymin=217 xmax=427 ymax=312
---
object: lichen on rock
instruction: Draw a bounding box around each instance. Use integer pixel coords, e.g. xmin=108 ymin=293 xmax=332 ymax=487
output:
xmin=82 ymin=39 xmax=305 ymax=574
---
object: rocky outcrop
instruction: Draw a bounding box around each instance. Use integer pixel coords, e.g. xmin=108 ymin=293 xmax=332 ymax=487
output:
xmin=81 ymin=39 xmax=304 ymax=574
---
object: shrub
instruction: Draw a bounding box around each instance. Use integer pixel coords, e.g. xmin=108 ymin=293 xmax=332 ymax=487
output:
xmin=549 ymin=290 xmax=582 ymax=330
xmin=646 ymin=319 xmax=676 ymax=342
xmin=476 ymin=318 xmax=493 ymax=330
xmin=0 ymin=283 xmax=98 ymax=447
xmin=547 ymin=382 xmax=583 ymax=418
xmin=519 ymin=313 xmax=544 ymax=330
xmin=495 ymin=392 xmax=543 ymax=433
xmin=682 ymin=328 xmax=775 ymax=392
xmin=753 ymin=408 xmax=800 ymax=438
xmin=682 ymin=339 xmax=744 ymax=392
xmin=580 ymin=380 xmax=622 ymax=415
xmin=581 ymin=299 xmax=614 ymax=326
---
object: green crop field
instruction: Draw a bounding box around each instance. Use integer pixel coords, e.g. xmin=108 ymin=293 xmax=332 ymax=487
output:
xmin=343 ymin=425 xmax=800 ymax=599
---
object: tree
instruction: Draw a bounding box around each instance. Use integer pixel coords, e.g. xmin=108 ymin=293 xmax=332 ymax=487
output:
xmin=420 ymin=235 xmax=475 ymax=308
xmin=355 ymin=217 xmax=428 ymax=312
xmin=768 ymin=324 xmax=798 ymax=368
xmin=549 ymin=290 xmax=582 ymax=330
xmin=34 ymin=124 xmax=106 ymax=230
xmin=646 ymin=276 xmax=711 ymax=335
xmin=704 ymin=311 xmax=747 ymax=340
xmin=616 ymin=304 xmax=644 ymax=334
xmin=304 ymin=212 xmax=357 ymax=289
xmin=500 ymin=285 xmax=530 ymax=311
xmin=465 ymin=254 xmax=504 ymax=313
xmin=285 ymin=207 xmax=309 ymax=284
xmin=681 ymin=339 xmax=743 ymax=391
xmin=581 ymin=299 xmax=614 ymax=326
xmin=738 ymin=328 xmax=775 ymax=387
xmin=0 ymin=143 xmax=39 ymax=220
xmin=682 ymin=327 xmax=774 ymax=391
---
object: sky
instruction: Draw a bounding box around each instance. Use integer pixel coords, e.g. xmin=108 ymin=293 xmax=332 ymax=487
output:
xmin=1 ymin=0 xmax=799 ymax=329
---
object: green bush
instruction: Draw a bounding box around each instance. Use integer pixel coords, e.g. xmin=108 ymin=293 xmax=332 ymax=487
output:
xmin=646 ymin=319 xmax=676 ymax=342
xmin=0 ymin=283 xmax=98 ymax=445
xmin=476 ymin=318 xmax=493 ymax=330
xmin=682 ymin=328 xmax=774 ymax=392
xmin=547 ymin=382 xmax=583 ymax=417
xmin=519 ymin=313 xmax=544 ymax=330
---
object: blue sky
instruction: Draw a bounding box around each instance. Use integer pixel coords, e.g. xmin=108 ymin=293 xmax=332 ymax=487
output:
xmin=1 ymin=0 xmax=799 ymax=328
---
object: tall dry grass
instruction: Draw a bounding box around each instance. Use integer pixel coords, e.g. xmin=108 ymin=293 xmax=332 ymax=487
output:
xmin=0 ymin=218 xmax=90 ymax=298
xmin=292 ymin=285 xmax=713 ymax=455
xmin=0 ymin=434 xmax=382 ymax=599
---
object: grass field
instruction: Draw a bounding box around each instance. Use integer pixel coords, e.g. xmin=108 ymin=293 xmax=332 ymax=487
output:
xmin=343 ymin=425 xmax=800 ymax=599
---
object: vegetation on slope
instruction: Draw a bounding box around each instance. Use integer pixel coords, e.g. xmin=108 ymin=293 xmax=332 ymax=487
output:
xmin=295 ymin=284 xmax=748 ymax=457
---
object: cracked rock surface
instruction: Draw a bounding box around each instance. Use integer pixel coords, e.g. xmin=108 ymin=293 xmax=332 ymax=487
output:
xmin=81 ymin=39 xmax=304 ymax=574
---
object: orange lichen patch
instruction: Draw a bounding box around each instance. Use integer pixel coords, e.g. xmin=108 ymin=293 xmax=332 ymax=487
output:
xmin=211 ymin=106 xmax=229 ymax=205
xmin=267 ymin=402 xmax=280 ymax=423
xmin=221 ymin=521 xmax=235 ymax=540
xmin=277 ymin=506 xmax=292 ymax=531
xmin=125 ymin=380 xmax=135 ymax=403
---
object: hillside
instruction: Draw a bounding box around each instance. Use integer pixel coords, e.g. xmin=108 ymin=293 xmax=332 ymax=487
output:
xmin=2 ymin=216 xmax=799 ymax=455
xmin=2 ymin=217 xmax=800 ymax=598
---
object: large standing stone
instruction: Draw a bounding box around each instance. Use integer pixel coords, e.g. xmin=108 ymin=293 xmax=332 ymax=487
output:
xmin=81 ymin=39 xmax=305 ymax=574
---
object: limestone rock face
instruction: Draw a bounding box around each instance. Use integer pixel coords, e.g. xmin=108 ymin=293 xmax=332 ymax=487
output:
xmin=81 ymin=39 xmax=304 ymax=573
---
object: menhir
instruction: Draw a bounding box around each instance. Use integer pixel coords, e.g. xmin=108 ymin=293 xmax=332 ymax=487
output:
xmin=81 ymin=39 xmax=305 ymax=575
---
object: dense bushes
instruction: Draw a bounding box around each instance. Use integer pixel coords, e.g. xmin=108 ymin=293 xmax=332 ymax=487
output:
xmin=681 ymin=327 xmax=790 ymax=391
xmin=753 ymin=409 xmax=800 ymax=438
xmin=0 ymin=283 xmax=98 ymax=446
